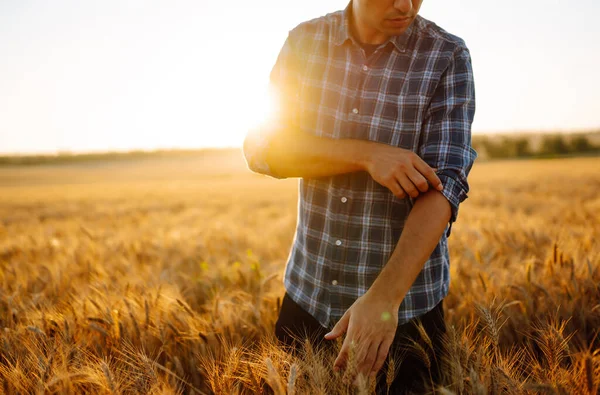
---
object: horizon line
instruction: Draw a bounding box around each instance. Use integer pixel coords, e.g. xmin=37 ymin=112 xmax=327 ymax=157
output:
xmin=1 ymin=127 xmax=599 ymax=157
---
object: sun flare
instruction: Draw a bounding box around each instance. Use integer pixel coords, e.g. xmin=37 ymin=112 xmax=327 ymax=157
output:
xmin=244 ymin=87 xmax=276 ymax=132
xmin=200 ymin=81 xmax=277 ymax=148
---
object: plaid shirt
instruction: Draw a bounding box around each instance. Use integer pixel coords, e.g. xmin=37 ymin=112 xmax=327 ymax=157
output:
xmin=244 ymin=3 xmax=477 ymax=329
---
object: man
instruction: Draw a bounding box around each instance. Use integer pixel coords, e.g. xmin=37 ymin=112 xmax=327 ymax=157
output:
xmin=243 ymin=0 xmax=477 ymax=392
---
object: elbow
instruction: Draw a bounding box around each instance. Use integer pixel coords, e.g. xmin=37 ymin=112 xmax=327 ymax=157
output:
xmin=242 ymin=131 xmax=286 ymax=179
xmin=241 ymin=135 xmax=257 ymax=168
xmin=241 ymin=132 xmax=263 ymax=173
xmin=242 ymin=137 xmax=267 ymax=175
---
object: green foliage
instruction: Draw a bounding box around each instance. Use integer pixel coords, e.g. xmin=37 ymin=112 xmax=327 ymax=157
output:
xmin=514 ymin=138 xmax=532 ymax=157
xmin=474 ymin=136 xmax=532 ymax=159
xmin=473 ymin=132 xmax=600 ymax=159
xmin=540 ymin=135 xmax=570 ymax=155
xmin=570 ymin=135 xmax=595 ymax=152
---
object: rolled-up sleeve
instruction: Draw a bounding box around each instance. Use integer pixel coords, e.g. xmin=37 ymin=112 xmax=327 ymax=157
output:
xmin=418 ymin=46 xmax=478 ymax=237
xmin=243 ymin=29 xmax=301 ymax=179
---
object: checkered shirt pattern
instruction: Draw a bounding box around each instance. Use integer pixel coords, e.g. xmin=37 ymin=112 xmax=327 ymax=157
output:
xmin=244 ymin=3 xmax=477 ymax=329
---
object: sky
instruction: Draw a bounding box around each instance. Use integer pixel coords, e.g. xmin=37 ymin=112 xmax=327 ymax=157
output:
xmin=1 ymin=0 xmax=599 ymax=154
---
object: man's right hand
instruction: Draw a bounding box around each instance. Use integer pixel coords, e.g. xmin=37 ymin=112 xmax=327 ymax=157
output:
xmin=362 ymin=144 xmax=443 ymax=199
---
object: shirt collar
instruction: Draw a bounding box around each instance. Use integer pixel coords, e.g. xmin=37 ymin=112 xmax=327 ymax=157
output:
xmin=334 ymin=0 xmax=416 ymax=53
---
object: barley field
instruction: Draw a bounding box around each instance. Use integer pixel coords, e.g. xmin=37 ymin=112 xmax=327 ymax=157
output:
xmin=0 ymin=152 xmax=599 ymax=394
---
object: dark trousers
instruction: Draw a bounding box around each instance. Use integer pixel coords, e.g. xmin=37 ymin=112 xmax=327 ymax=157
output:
xmin=275 ymin=292 xmax=447 ymax=394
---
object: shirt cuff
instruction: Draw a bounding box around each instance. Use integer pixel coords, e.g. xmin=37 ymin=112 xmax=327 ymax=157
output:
xmin=436 ymin=171 xmax=469 ymax=237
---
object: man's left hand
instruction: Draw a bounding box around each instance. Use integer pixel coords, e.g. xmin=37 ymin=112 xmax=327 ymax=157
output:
xmin=323 ymin=289 xmax=400 ymax=384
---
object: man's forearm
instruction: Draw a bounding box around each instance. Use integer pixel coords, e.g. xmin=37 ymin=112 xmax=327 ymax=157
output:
xmin=265 ymin=130 xmax=378 ymax=178
xmin=368 ymin=189 xmax=452 ymax=305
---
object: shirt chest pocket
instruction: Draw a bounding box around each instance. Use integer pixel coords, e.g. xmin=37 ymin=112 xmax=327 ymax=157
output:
xmin=346 ymin=90 xmax=429 ymax=153
xmin=358 ymin=66 xmax=443 ymax=152
xmin=297 ymin=61 xmax=439 ymax=149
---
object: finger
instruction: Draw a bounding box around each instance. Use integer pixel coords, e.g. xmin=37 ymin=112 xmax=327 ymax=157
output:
xmin=407 ymin=168 xmax=429 ymax=193
xmin=351 ymin=339 xmax=370 ymax=374
xmin=333 ymin=349 xmax=346 ymax=372
xmin=414 ymin=158 xmax=443 ymax=191
xmin=371 ymin=336 xmax=394 ymax=377
xmin=358 ymin=341 xmax=380 ymax=378
xmin=324 ymin=311 xmax=350 ymax=340
xmin=333 ymin=336 xmax=353 ymax=372
xmin=396 ymin=173 xmax=419 ymax=198
xmin=386 ymin=178 xmax=406 ymax=199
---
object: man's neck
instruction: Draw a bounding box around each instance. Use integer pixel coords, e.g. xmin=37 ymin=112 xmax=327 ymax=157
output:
xmin=349 ymin=3 xmax=389 ymax=45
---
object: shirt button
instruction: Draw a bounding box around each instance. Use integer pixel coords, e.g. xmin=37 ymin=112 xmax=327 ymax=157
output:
xmin=332 ymin=279 xmax=338 ymax=286
xmin=352 ymin=108 xmax=359 ymax=114
xmin=335 ymin=240 xmax=342 ymax=246
xmin=341 ymin=197 xmax=348 ymax=203
xmin=362 ymin=65 xmax=368 ymax=71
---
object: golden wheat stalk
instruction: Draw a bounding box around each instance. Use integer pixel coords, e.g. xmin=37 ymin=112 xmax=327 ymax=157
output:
xmin=265 ymin=357 xmax=285 ymax=395
xmin=287 ymin=362 xmax=298 ymax=395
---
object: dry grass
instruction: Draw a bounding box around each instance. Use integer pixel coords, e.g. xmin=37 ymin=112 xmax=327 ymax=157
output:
xmin=0 ymin=153 xmax=599 ymax=394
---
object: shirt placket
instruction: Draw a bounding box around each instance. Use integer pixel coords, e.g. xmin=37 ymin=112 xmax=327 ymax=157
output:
xmin=328 ymin=45 xmax=369 ymax=323
xmin=347 ymin=44 xmax=373 ymax=141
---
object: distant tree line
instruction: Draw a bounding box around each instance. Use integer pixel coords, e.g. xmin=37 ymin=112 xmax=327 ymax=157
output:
xmin=0 ymin=148 xmax=238 ymax=166
xmin=1 ymin=133 xmax=598 ymax=166
xmin=472 ymin=133 xmax=600 ymax=159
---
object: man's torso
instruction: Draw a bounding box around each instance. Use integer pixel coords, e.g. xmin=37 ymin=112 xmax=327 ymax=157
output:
xmin=282 ymin=6 xmax=469 ymax=329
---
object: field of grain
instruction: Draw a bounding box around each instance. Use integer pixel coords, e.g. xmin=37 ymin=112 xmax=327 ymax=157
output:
xmin=0 ymin=152 xmax=599 ymax=394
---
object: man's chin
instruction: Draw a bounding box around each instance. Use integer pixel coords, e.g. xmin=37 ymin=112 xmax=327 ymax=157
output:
xmin=382 ymin=26 xmax=410 ymax=36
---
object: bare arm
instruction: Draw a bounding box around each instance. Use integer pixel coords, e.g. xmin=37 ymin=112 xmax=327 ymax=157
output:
xmin=244 ymin=129 xmax=443 ymax=198
xmin=368 ymin=189 xmax=451 ymax=305
xmin=244 ymin=129 xmax=370 ymax=179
